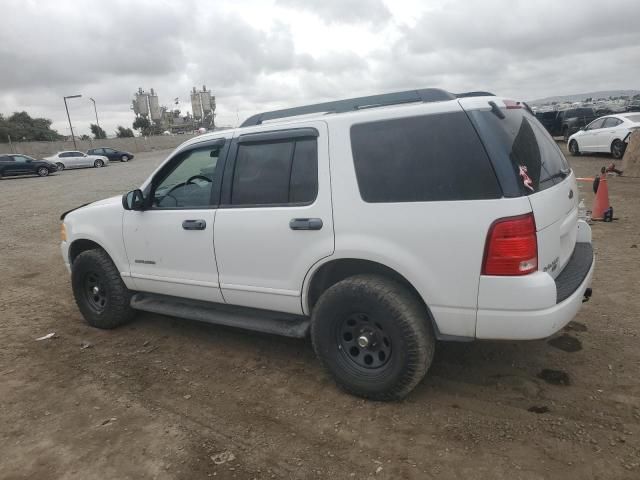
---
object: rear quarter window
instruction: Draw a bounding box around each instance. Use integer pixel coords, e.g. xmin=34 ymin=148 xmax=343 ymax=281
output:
xmin=350 ymin=112 xmax=502 ymax=203
xmin=467 ymin=108 xmax=570 ymax=195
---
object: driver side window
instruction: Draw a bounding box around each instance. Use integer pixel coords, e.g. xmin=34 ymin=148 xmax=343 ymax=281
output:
xmin=152 ymin=144 xmax=223 ymax=209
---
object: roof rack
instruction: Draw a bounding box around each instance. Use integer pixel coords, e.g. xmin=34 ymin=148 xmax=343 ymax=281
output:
xmin=240 ymin=88 xmax=460 ymax=127
xmin=240 ymin=89 xmax=497 ymax=127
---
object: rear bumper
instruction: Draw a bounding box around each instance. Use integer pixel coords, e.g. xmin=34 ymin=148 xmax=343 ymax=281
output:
xmin=476 ymin=242 xmax=594 ymax=340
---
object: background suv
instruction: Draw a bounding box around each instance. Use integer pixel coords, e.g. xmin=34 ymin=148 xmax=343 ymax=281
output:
xmin=60 ymin=89 xmax=594 ymax=400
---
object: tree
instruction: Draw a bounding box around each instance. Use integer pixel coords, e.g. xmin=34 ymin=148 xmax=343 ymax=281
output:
xmin=0 ymin=111 xmax=64 ymax=142
xmin=132 ymin=116 xmax=153 ymax=136
xmin=115 ymin=126 xmax=134 ymax=138
xmin=90 ymin=123 xmax=107 ymax=139
xmin=80 ymin=134 xmax=90 ymax=141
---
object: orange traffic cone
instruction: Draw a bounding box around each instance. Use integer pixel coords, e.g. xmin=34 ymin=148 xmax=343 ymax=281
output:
xmin=592 ymin=175 xmax=611 ymax=221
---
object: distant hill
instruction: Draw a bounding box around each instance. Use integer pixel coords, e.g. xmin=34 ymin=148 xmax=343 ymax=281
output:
xmin=529 ymin=90 xmax=640 ymax=105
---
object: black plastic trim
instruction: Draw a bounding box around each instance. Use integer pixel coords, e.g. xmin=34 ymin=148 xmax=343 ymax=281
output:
xmin=555 ymin=243 xmax=594 ymax=303
xmin=238 ymin=127 xmax=319 ymax=144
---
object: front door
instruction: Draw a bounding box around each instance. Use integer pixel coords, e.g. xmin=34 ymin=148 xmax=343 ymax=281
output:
xmin=123 ymin=139 xmax=228 ymax=303
xmin=581 ymin=118 xmax=605 ymax=150
xmin=214 ymin=122 xmax=334 ymax=314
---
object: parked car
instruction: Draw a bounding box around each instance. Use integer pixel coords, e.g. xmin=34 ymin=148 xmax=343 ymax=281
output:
xmin=60 ymin=89 xmax=594 ymax=400
xmin=537 ymin=107 xmax=597 ymax=140
xmin=568 ymin=113 xmax=640 ymax=159
xmin=87 ymin=147 xmax=134 ymax=162
xmin=45 ymin=151 xmax=109 ymax=171
xmin=0 ymin=154 xmax=58 ymax=178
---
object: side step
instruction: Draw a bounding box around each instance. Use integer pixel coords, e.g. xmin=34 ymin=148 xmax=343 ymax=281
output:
xmin=130 ymin=293 xmax=310 ymax=338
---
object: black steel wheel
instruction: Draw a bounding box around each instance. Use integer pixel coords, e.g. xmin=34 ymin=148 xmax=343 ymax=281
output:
xmin=71 ymin=249 xmax=136 ymax=329
xmin=611 ymin=139 xmax=625 ymax=160
xmin=311 ymin=274 xmax=434 ymax=401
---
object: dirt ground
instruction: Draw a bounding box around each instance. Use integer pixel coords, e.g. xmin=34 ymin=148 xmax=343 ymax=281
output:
xmin=1 ymin=145 xmax=639 ymax=480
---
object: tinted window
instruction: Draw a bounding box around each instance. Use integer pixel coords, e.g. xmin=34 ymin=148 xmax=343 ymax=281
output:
xmin=231 ymin=138 xmax=318 ymax=206
xmin=104 ymin=148 xmax=116 ymax=154
xmin=0 ymin=155 xmax=14 ymax=162
xmin=13 ymin=155 xmax=29 ymax=163
xmin=153 ymin=145 xmax=223 ymax=208
xmin=350 ymin=112 xmax=501 ymax=203
xmin=468 ymin=108 xmax=570 ymax=195
xmin=569 ymin=108 xmax=594 ymax=118
xmin=289 ymin=139 xmax=318 ymax=203
xmin=587 ymin=118 xmax=605 ymax=130
xmin=603 ymin=117 xmax=622 ymax=128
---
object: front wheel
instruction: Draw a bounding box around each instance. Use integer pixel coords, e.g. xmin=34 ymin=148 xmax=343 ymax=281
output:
xmin=611 ymin=139 xmax=626 ymax=159
xmin=121 ymin=155 xmax=129 ymax=162
xmin=37 ymin=167 xmax=50 ymax=177
xmin=56 ymin=162 xmax=65 ymax=171
xmin=94 ymin=159 xmax=104 ymax=168
xmin=569 ymin=140 xmax=580 ymax=156
xmin=71 ymin=249 xmax=136 ymax=329
xmin=311 ymin=274 xmax=435 ymax=401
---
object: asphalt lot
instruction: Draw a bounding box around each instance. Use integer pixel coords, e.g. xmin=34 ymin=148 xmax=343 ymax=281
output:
xmin=1 ymin=146 xmax=639 ymax=480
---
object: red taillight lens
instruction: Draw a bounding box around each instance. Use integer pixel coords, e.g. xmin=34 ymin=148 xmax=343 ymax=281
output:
xmin=503 ymin=99 xmax=522 ymax=109
xmin=482 ymin=213 xmax=537 ymax=276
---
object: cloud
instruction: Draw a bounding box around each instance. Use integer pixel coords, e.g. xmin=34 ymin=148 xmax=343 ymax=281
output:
xmin=0 ymin=0 xmax=639 ymax=134
xmin=276 ymin=0 xmax=391 ymax=25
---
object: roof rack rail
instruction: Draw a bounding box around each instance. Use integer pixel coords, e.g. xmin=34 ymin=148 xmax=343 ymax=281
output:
xmin=454 ymin=91 xmax=495 ymax=98
xmin=240 ymin=88 xmax=456 ymax=127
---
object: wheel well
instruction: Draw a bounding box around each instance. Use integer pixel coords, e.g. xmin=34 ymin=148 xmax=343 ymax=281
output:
xmin=69 ymin=239 xmax=103 ymax=264
xmin=307 ymin=259 xmax=428 ymax=313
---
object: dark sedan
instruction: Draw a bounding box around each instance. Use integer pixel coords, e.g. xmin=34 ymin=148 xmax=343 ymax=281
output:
xmin=0 ymin=154 xmax=58 ymax=178
xmin=87 ymin=147 xmax=134 ymax=162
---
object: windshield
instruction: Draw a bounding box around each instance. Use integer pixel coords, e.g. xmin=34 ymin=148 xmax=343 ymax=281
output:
xmin=467 ymin=107 xmax=570 ymax=196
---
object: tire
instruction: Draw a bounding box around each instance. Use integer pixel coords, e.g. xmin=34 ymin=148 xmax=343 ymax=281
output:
xmin=121 ymin=155 xmax=129 ymax=162
xmin=569 ymin=140 xmax=580 ymax=156
xmin=311 ymin=274 xmax=435 ymax=401
xmin=56 ymin=162 xmax=65 ymax=171
xmin=94 ymin=159 xmax=104 ymax=168
xmin=611 ymin=139 xmax=626 ymax=160
xmin=71 ymin=249 xmax=136 ymax=329
xmin=37 ymin=167 xmax=49 ymax=177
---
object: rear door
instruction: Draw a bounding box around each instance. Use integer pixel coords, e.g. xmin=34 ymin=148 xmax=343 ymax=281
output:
xmin=213 ymin=122 xmax=334 ymax=314
xmin=461 ymin=98 xmax=578 ymax=279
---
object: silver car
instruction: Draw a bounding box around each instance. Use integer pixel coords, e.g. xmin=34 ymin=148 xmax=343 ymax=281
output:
xmin=44 ymin=151 xmax=109 ymax=171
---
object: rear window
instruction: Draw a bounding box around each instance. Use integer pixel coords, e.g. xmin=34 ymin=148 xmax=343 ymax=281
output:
xmin=568 ymin=108 xmax=594 ymax=118
xmin=350 ymin=112 xmax=501 ymax=203
xmin=467 ymin=108 xmax=570 ymax=195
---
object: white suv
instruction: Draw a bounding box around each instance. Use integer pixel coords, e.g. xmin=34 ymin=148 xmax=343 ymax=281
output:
xmin=60 ymin=89 xmax=595 ymax=400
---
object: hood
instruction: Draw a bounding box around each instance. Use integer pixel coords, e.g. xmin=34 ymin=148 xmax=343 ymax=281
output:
xmin=61 ymin=195 xmax=121 ymax=220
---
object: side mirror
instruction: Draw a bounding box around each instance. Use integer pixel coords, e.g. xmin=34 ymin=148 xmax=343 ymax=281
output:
xmin=122 ymin=189 xmax=145 ymax=211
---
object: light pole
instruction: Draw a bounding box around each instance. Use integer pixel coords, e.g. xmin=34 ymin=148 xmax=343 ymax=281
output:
xmin=89 ymin=97 xmax=100 ymax=129
xmin=63 ymin=94 xmax=82 ymax=149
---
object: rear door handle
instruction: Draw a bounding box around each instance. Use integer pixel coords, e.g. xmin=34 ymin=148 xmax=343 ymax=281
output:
xmin=182 ymin=219 xmax=206 ymax=230
xmin=289 ymin=218 xmax=323 ymax=230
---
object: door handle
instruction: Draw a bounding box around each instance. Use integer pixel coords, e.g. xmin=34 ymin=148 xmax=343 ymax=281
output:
xmin=289 ymin=218 xmax=323 ymax=230
xmin=182 ymin=219 xmax=206 ymax=230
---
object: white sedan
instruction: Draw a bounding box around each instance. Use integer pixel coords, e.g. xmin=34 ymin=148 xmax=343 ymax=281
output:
xmin=568 ymin=112 xmax=640 ymax=159
xmin=44 ymin=151 xmax=109 ymax=171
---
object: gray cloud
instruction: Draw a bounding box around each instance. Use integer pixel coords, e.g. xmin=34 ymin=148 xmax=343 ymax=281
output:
xmin=276 ymin=0 xmax=391 ymax=25
xmin=1 ymin=0 xmax=639 ymax=135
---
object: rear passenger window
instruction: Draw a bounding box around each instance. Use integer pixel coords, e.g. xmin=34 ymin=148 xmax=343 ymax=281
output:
xmin=231 ymin=137 xmax=318 ymax=206
xmin=350 ymin=112 xmax=501 ymax=203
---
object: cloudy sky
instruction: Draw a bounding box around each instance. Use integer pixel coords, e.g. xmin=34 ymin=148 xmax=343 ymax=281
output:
xmin=1 ymin=0 xmax=639 ymax=136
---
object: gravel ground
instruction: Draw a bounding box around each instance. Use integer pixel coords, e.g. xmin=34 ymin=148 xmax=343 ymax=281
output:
xmin=1 ymin=146 xmax=639 ymax=480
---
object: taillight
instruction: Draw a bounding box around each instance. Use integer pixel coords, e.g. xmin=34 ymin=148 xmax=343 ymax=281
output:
xmin=482 ymin=213 xmax=537 ymax=276
xmin=503 ymin=99 xmax=523 ymax=109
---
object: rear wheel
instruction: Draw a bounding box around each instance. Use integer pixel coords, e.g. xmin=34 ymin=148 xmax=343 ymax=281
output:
xmin=311 ymin=274 xmax=434 ymax=400
xmin=37 ymin=167 xmax=49 ymax=177
xmin=94 ymin=159 xmax=104 ymax=168
xmin=611 ymin=139 xmax=625 ymax=159
xmin=71 ymin=249 xmax=136 ymax=329
xmin=121 ymin=155 xmax=129 ymax=162
xmin=56 ymin=162 xmax=65 ymax=171
xmin=569 ymin=140 xmax=580 ymax=156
